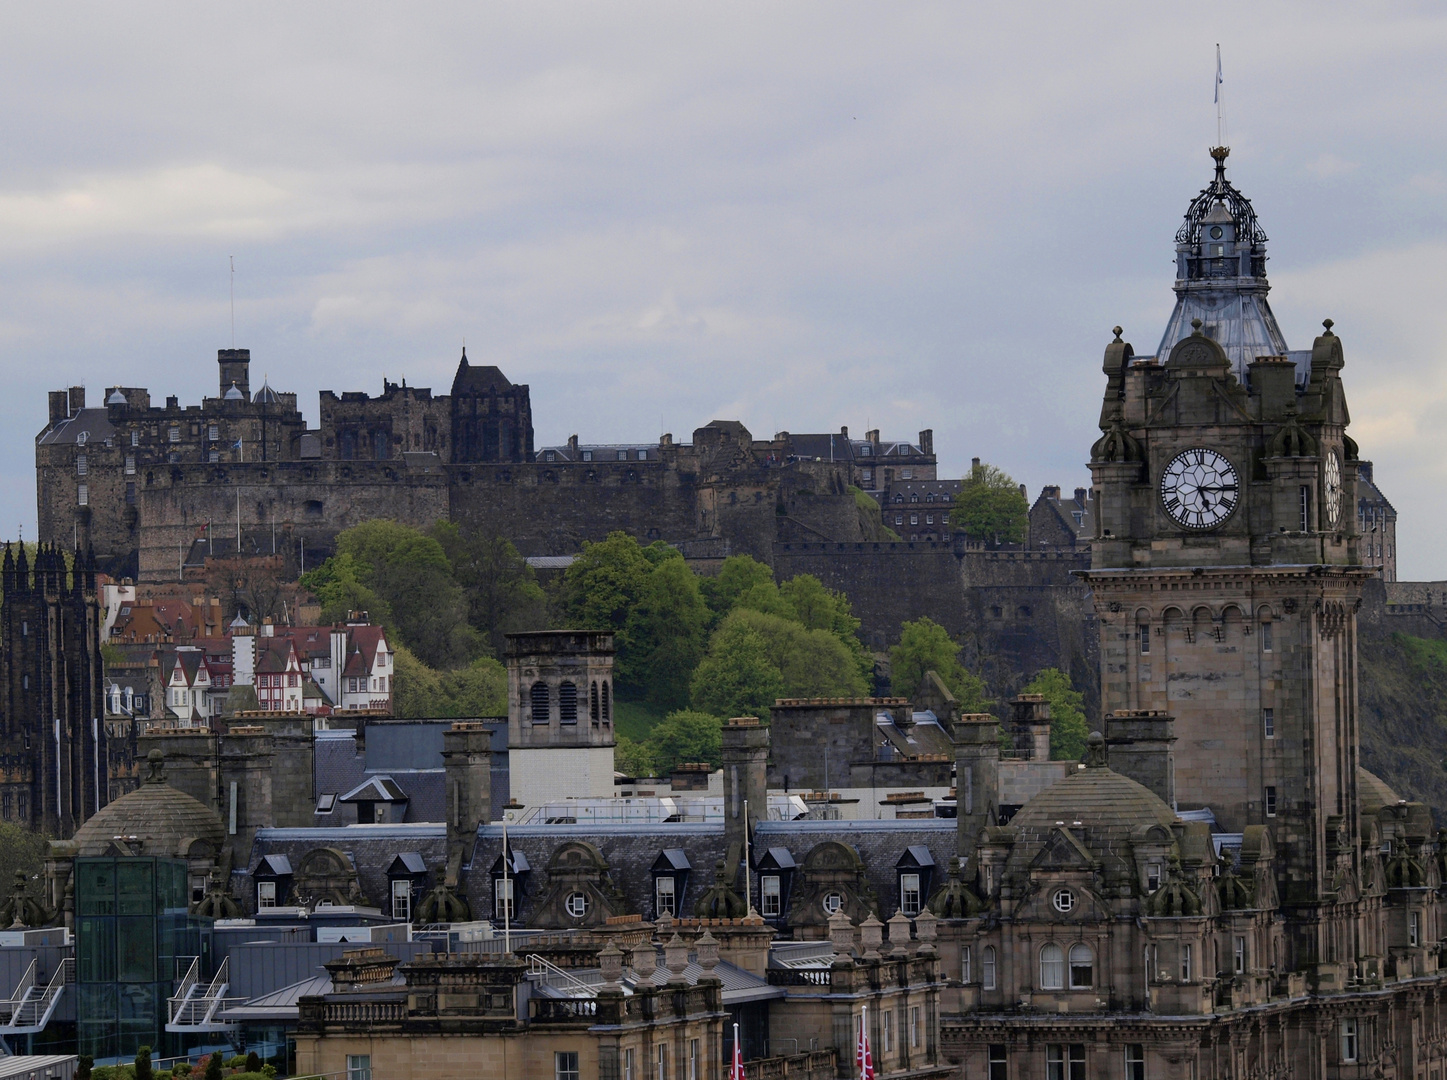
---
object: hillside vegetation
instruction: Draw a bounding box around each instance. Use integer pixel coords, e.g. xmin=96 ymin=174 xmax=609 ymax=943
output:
xmin=1359 ymin=630 xmax=1447 ymax=819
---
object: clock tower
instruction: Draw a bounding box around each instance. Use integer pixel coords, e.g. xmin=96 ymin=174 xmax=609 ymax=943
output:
xmin=1083 ymin=148 xmax=1370 ymax=975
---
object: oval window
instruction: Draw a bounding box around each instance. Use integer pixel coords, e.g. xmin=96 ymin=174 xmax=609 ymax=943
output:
xmin=565 ymin=892 xmax=590 ymax=918
xmin=1053 ymin=889 xmax=1075 ymax=914
xmin=822 ymin=892 xmax=844 ymax=915
xmin=1210 ymin=225 xmax=1224 ymax=240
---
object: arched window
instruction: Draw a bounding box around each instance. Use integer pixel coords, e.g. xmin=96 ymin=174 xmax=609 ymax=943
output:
xmin=530 ymin=681 xmax=550 ymax=724
xmin=1040 ymin=943 xmax=1064 ymax=989
xmin=982 ymin=946 xmax=996 ymax=990
xmin=601 ymin=681 xmax=611 ymax=723
xmin=559 ymin=681 xmax=578 ymax=724
xmin=590 ymin=682 xmax=600 ymax=723
xmin=1068 ymin=943 xmax=1094 ymax=988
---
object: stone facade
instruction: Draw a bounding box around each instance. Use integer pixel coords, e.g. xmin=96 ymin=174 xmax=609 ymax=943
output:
xmin=0 ymin=543 xmax=115 ymax=837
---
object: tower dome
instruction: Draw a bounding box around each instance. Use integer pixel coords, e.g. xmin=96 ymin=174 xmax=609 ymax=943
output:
xmin=224 ymin=381 xmax=246 ymax=401
xmin=71 ymin=750 xmax=225 ymax=858
xmin=1154 ymin=147 xmax=1291 ymax=379
xmin=252 ymin=378 xmax=281 ymax=405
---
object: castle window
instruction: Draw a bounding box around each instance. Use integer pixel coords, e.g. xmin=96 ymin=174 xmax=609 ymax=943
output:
xmin=530 ymin=681 xmax=550 ymax=723
xmin=637 ymin=449 xmax=647 ymax=460
xmin=1 ymin=792 xmax=10 ymax=819
xmin=76 ymin=455 xmax=87 ymax=476
xmin=926 ymin=514 xmax=934 ymax=525
xmin=1181 ymin=943 xmax=1192 ymax=981
xmin=558 ymin=681 xmax=578 ymax=724
xmin=1039 ymin=943 xmax=1064 ymax=989
xmin=601 ymin=681 xmax=611 ymax=723
xmin=125 ymin=455 xmax=136 ymax=475
xmin=169 ymin=426 xmax=180 ymax=443
xmin=209 ymin=451 xmax=219 ymax=463
xmin=208 ymin=424 xmax=218 ymax=441
xmin=910 ymin=494 xmax=919 ymax=503
xmin=1264 ymin=708 xmax=1275 ymax=738
xmin=925 ymin=493 xmax=934 ymax=503
xmin=131 ymin=430 xmax=139 ymax=447
xmin=544 ymin=451 xmax=555 ymax=462
xmin=862 ymin=469 xmax=872 ymax=484
xmin=901 ymin=469 xmax=913 ymax=479
xmin=1139 ymin=624 xmax=1150 ymax=654
xmin=373 ymin=432 xmax=389 ymax=460
xmin=581 ymin=451 xmax=592 ymax=461
xmin=895 ymin=515 xmax=903 ymax=525
xmin=15 ymin=793 xmax=25 ymax=821
xmin=78 ymin=484 xmax=88 ymax=506
xmin=910 ymin=515 xmax=918 ymax=525
xmin=1262 ymin=622 xmax=1273 ymax=652
xmin=1126 ymin=1044 xmax=1145 ymax=1080
xmin=1340 ymin=1020 xmax=1358 ymax=1063
xmin=617 ymin=450 xmax=627 ymax=461
xmin=1068 ymin=943 xmax=1093 ymax=988
xmin=1147 ymin=863 xmax=1161 ymax=892
xmin=1410 ymin=912 xmax=1420 ymax=946
xmin=982 ymin=946 xmax=996 ymax=989
xmin=1234 ymin=935 xmax=1247 ymax=973
xmin=590 ymin=682 xmax=600 ymax=723
xmin=900 ymin=873 xmax=921 ymax=916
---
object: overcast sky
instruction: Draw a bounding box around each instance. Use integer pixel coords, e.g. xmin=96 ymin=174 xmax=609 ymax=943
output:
xmin=2 ymin=4 xmax=1445 ymax=575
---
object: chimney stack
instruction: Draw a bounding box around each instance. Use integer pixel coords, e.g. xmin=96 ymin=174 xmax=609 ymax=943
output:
xmin=1009 ymin=694 xmax=1052 ymax=762
xmin=1105 ymin=711 xmax=1176 ymax=808
xmin=442 ymin=722 xmax=493 ymax=857
xmin=721 ymin=717 xmax=769 ymax=877
xmin=953 ymin=713 xmax=999 ymax=860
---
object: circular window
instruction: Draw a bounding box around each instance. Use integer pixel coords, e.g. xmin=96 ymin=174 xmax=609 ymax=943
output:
xmin=1053 ymin=889 xmax=1075 ymax=914
xmin=1209 ymin=225 xmax=1224 ymax=240
xmin=822 ymin=892 xmax=844 ymax=915
xmin=564 ymin=892 xmax=590 ymax=918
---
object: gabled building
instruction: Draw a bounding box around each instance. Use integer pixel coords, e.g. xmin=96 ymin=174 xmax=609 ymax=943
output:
xmin=161 ymin=647 xmax=216 ymax=725
xmin=255 ymin=639 xmax=304 ymax=713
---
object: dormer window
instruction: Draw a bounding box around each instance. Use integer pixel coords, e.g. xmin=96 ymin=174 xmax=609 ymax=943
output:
xmin=1146 ymin=864 xmax=1161 ymax=892
xmin=652 ymin=849 xmax=691 ymax=919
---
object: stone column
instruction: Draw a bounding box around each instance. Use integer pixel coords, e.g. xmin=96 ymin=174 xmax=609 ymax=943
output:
xmin=721 ymin=717 xmax=769 ymax=874
xmin=953 ymin=713 xmax=999 ymax=862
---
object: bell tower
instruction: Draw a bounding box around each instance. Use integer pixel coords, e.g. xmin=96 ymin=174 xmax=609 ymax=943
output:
xmin=1082 ymin=149 xmax=1370 ymax=980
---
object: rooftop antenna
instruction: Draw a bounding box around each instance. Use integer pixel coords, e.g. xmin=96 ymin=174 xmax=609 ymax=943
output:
xmin=229 ymin=256 xmax=235 ymax=348
xmin=1214 ymin=44 xmax=1227 ymax=149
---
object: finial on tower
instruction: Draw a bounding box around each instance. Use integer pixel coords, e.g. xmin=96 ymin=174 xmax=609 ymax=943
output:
xmin=1112 ymin=326 xmax=1123 ymax=343
xmin=1209 ymin=145 xmax=1230 ymax=181
xmin=1190 ymin=318 xmax=1204 ymax=335
xmin=1322 ymin=318 xmax=1335 ymax=336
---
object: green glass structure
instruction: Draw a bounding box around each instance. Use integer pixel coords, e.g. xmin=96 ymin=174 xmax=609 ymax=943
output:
xmin=75 ymin=856 xmax=212 ymax=1061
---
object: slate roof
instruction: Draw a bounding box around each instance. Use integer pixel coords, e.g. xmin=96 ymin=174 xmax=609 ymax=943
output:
xmin=74 ymin=760 xmax=227 ymax=858
xmin=452 ymin=353 xmax=515 ymax=394
xmin=37 ymin=408 xmax=117 ymax=446
xmin=249 ymin=825 xmax=449 ymax=912
xmin=881 ymin=481 xmax=960 ymax=505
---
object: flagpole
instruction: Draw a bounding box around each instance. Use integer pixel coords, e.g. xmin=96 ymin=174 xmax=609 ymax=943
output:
xmin=1214 ymin=43 xmax=1225 ymax=148
xmin=502 ymin=816 xmax=512 ymax=955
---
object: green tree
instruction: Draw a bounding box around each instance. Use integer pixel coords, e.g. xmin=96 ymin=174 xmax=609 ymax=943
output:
xmin=205 ymin=1053 xmax=223 ymax=1080
xmin=690 ymin=622 xmax=785 ymax=719
xmin=888 ymin=617 xmax=989 ymax=709
xmin=392 ymin=644 xmax=507 ymax=718
xmin=561 ymin=532 xmax=655 ymax=633
xmin=614 ymin=734 xmax=655 ymax=778
xmin=430 ymin=523 xmax=548 ymax=655
xmin=949 ymin=460 xmax=1029 ymax=547
xmin=699 ymin=555 xmax=775 ymax=622
xmin=778 ymin=575 xmax=871 ymax=681
xmin=1023 ymin=667 xmax=1091 ymax=762
xmin=0 ymin=821 xmax=50 ymax=903
xmin=622 ymin=557 xmax=711 ymax=711
xmin=722 ymin=608 xmax=868 ymax=700
xmin=645 ymin=710 xmax=724 ymax=774
xmin=304 ymin=522 xmax=481 ymax=669
xmin=134 ymin=1047 xmax=153 ymax=1080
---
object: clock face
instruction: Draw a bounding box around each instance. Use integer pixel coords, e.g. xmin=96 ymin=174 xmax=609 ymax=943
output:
xmin=1324 ymin=451 xmax=1341 ymax=527
xmin=1159 ymin=448 xmax=1240 ymax=529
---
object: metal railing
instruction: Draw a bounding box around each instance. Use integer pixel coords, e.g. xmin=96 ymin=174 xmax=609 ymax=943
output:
xmin=167 ymin=956 xmax=234 ymax=1031
xmin=525 ymin=953 xmax=597 ymax=997
xmin=6 ymin=958 xmax=72 ymax=1032
xmin=0 ymin=960 xmax=36 ymax=1023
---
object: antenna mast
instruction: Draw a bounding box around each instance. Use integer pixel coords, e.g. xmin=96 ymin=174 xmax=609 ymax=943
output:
xmin=1214 ymin=44 xmax=1227 ymax=149
xmin=230 ymin=255 xmax=235 ymax=347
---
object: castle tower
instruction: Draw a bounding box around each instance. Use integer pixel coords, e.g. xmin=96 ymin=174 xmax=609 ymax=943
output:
xmin=218 ymin=348 xmax=251 ymax=398
xmin=1083 ymin=148 xmax=1367 ymax=981
xmin=505 ymin=631 xmax=615 ymax=806
xmin=450 ymin=349 xmax=534 ymax=463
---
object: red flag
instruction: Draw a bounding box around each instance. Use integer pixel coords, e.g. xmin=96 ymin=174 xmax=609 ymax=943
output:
xmin=730 ymin=1022 xmax=747 ymax=1080
xmin=857 ymin=1008 xmax=875 ymax=1080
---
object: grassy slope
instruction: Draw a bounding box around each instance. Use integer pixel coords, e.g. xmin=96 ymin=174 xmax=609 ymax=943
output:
xmin=1359 ymin=630 xmax=1447 ymax=819
xmin=612 ymin=698 xmax=666 ymax=743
